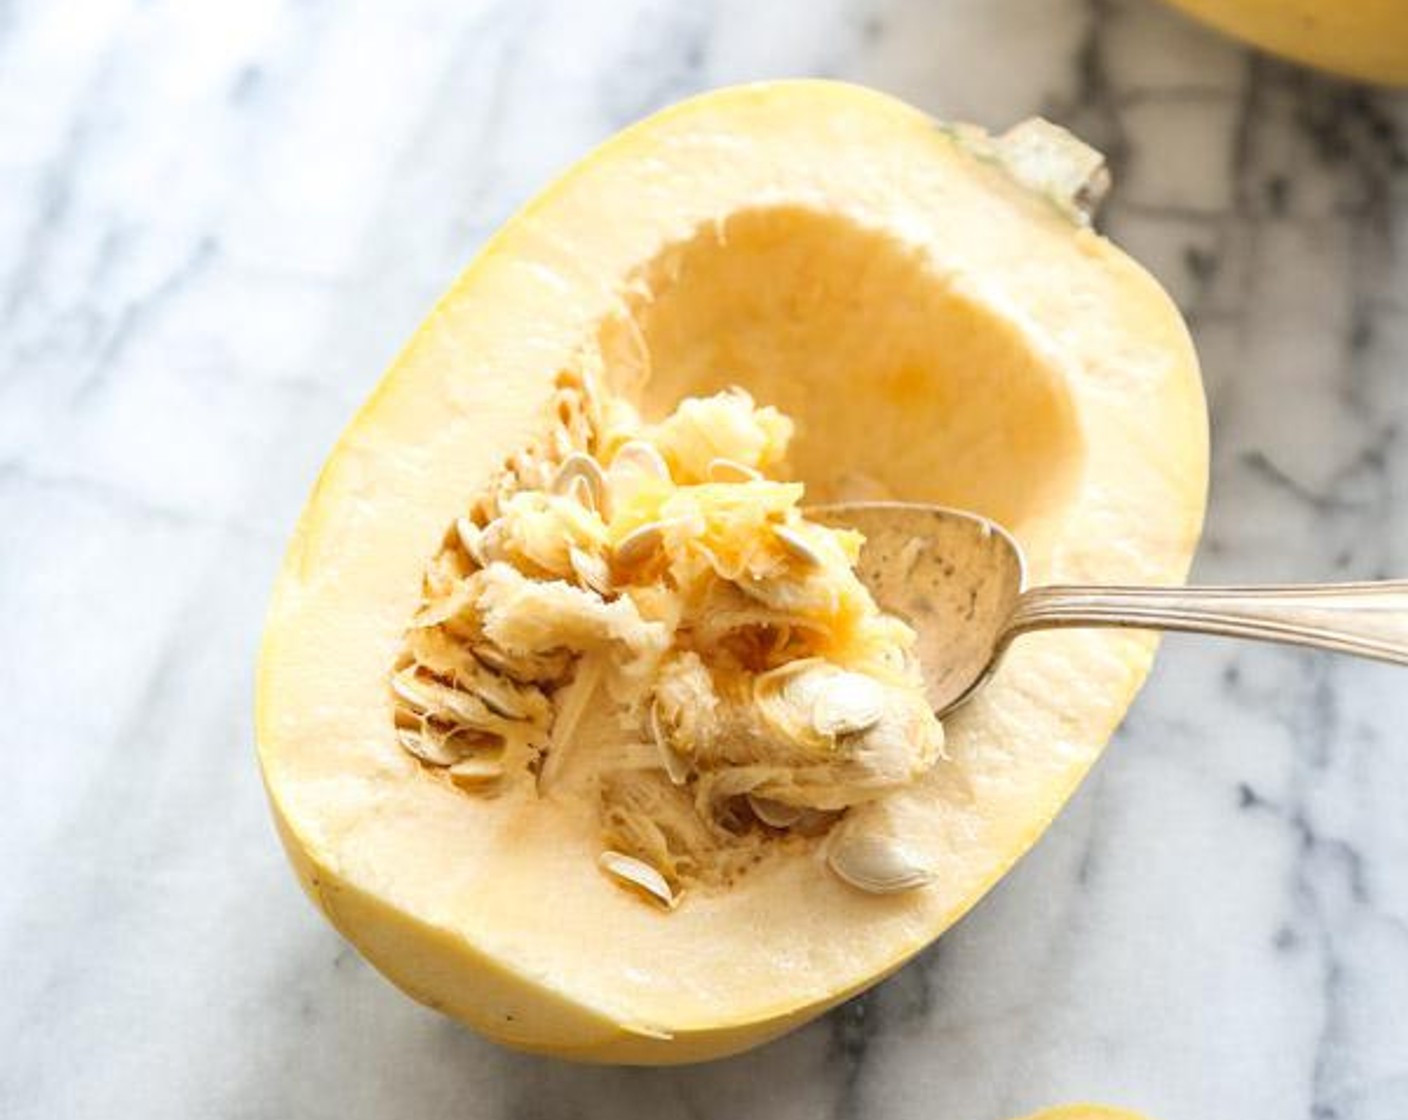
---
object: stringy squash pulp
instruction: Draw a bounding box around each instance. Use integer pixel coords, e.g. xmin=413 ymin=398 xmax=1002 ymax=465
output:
xmin=393 ymin=381 xmax=949 ymax=906
xmin=256 ymin=81 xmax=1207 ymax=1063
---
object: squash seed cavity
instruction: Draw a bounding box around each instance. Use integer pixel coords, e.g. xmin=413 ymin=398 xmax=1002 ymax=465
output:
xmin=391 ymin=372 xmax=946 ymax=907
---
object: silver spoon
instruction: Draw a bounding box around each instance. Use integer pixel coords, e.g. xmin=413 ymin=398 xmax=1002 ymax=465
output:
xmin=812 ymin=501 xmax=1408 ymax=717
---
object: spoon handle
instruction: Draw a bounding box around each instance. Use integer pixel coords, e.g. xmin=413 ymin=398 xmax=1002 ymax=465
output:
xmin=1005 ymin=581 xmax=1408 ymax=666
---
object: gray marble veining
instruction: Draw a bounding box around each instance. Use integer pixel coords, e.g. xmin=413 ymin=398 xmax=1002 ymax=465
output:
xmin=2 ymin=2 xmax=1406 ymax=1118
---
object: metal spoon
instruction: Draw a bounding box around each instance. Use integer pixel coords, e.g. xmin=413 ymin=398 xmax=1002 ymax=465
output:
xmin=811 ymin=501 xmax=1408 ymax=717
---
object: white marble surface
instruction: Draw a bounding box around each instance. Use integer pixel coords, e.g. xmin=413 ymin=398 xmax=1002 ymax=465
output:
xmin=3 ymin=2 xmax=1407 ymax=1118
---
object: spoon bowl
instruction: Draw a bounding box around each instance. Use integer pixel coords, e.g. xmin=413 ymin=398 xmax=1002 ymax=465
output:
xmin=810 ymin=502 xmax=1027 ymax=715
xmin=813 ymin=501 xmax=1408 ymax=718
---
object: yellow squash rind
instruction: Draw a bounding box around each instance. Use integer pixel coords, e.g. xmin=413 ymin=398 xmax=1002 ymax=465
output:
xmin=1165 ymin=0 xmax=1408 ymax=86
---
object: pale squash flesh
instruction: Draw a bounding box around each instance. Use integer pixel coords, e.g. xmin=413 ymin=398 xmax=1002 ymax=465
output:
xmin=256 ymin=81 xmax=1207 ymax=1063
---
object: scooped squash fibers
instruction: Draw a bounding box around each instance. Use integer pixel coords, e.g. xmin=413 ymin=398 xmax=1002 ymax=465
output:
xmin=257 ymin=81 xmax=1207 ymax=1063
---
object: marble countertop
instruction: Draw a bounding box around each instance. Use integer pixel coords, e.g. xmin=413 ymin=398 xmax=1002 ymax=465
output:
xmin=4 ymin=2 xmax=1407 ymax=1118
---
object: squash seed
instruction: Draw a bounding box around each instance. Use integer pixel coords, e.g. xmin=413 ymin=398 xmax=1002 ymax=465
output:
xmin=549 ymin=424 xmax=577 ymax=463
xmin=707 ymin=457 xmax=762 ymax=483
xmin=812 ymin=672 xmax=886 ymax=737
xmin=747 ymin=795 xmax=803 ymax=829
xmin=598 ymin=850 xmax=677 ymax=908
xmin=648 ymin=700 xmax=691 ymax=786
xmin=392 ymin=668 xmax=504 ymax=731
xmin=470 ymin=644 xmax=514 ymax=675
xmin=468 ymin=672 xmax=538 ymax=721
xmin=606 ymin=440 xmax=671 ymax=508
xmin=566 ymin=474 xmax=595 ymax=512
xmin=471 ymin=642 xmax=573 ymax=684
xmin=772 ymin=524 xmax=824 ymax=567
xmin=390 ymin=669 xmax=441 ymax=713
xmin=455 ymin=516 xmax=487 ymax=566
xmin=396 ymin=728 xmax=462 ymax=767
xmin=610 ymin=439 xmax=670 ymax=479
xmin=569 ymin=545 xmax=613 ymax=595
xmin=613 ymin=521 xmax=666 ymax=570
xmin=478 ymin=519 xmax=511 ymax=565
xmin=410 ymin=582 xmax=475 ymax=628
xmin=754 ymin=658 xmax=832 ymax=748
xmin=552 ymin=452 xmax=608 ymax=516
xmin=448 ymin=756 xmax=506 ymax=788
xmin=827 ymin=833 xmax=934 ymax=894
